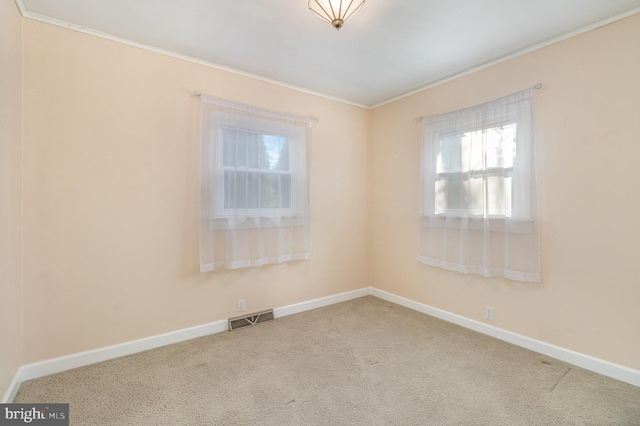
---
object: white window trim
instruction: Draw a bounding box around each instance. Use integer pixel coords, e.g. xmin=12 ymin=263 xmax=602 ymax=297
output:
xmin=422 ymin=110 xmax=532 ymax=223
xmin=208 ymin=116 xmax=308 ymax=229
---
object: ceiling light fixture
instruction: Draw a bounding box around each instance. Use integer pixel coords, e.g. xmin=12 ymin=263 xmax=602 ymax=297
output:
xmin=308 ymin=0 xmax=366 ymax=30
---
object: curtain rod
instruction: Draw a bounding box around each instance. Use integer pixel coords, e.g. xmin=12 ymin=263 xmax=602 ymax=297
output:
xmin=194 ymin=91 xmax=319 ymax=122
xmin=413 ymin=83 xmax=543 ymax=123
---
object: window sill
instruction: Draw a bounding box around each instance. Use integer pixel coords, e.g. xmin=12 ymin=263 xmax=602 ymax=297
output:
xmin=208 ymin=215 xmax=308 ymax=230
xmin=420 ymin=215 xmax=534 ymax=234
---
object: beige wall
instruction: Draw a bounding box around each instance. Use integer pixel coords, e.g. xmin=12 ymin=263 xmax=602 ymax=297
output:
xmin=0 ymin=0 xmax=23 ymax=397
xmin=22 ymin=21 xmax=370 ymax=363
xmin=14 ymin=8 xmax=640 ymax=375
xmin=371 ymin=14 xmax=640 ymax=370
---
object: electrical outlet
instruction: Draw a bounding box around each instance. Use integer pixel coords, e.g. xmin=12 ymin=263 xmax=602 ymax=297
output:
xmin=238 ymin=299 xmax=245 ymax=312
xmin=485 ymin=306 xmax=494 ymax=321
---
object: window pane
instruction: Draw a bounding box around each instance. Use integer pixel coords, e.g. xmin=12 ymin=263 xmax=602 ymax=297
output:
xmin=246 ymin=171 xmax=260 ymax=208
xmin=224 ymin=170 xmax=292 ymax=210
xmin=224 ymin=129 xmax=247 ymax=168
xmin=224 ymin=170 xmax=247 ymax=209
xmin=247 ymin=132 xmax=260 ymax=169
xmin=464 ymin=131 xmax=484 ymax=172
xmin=223 ymin=171 xmax=262 ymax=209
xmin=467 ymin=177 xmax=484 ymax=215
xmin=435 ymin=123 xmax=516 ymax=216
xmin=222 ymin=128 xmax=293 ymax=212
xmin=280 ymin=174 xmax=291 ymax=209
xmin=278 ymin=140 xmax=290 ymax=171
xmin=223 ymin=128 xmax=238 ymax=167
xmin=260 ymin=172 xmax=280 ymax=209
xmin=486 ymin=123 xmax=516 ymax=169
xmin=262 ymin=135 xmax=288 ymax=171
xmin=437 ymin=134 xmax=462 ymax=173
xmin=435 ymin=176 xmax=462 ymax=214
xmin=487 ymin=176 xmax=512 ymax=216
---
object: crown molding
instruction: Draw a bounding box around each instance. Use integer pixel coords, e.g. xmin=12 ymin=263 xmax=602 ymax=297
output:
xmin=14 ymin=1 xmax=640 ymax=109
xmin=14 ymin=1 xmax=370 ymax=109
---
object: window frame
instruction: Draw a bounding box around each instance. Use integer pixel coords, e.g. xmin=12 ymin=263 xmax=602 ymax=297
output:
xmin=208 ymin=115 xmax=308 ymax=227
xmin=423 ymin=109 xmax=532 ymax=224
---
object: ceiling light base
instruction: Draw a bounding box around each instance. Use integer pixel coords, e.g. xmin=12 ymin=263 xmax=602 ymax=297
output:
xmin=308 ymin=0 xmax=366 ymax=30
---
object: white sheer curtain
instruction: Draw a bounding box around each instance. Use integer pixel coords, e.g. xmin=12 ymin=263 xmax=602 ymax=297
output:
xmin=199 ymin=95 xmax=313 ymax=272
xmin=417 ymin=88 xmax=540 ymax=282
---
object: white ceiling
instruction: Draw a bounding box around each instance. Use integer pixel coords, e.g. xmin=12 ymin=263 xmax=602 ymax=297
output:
xmin=18 ymin=0 xmax=640 ymax=107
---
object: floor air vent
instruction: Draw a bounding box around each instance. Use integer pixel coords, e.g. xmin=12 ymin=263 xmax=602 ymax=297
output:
xmin=228 ymin=309 xmax=274 ymax=331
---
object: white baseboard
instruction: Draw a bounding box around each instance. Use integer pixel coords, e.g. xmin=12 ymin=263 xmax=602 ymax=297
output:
xmin=15 ymin=318 xmax=229 ymax=387
xmin=5 ymin=285 xmax=638 ymax=402
xmin=273 ymin=287 xmax=371 ymax=318
xmin=371 ymin=287 xmax=640 ymax=388
xmin=2 ymin=370 xmax=22 ymax=403
xmin=5 ymin=287 xmax=371 ymax=401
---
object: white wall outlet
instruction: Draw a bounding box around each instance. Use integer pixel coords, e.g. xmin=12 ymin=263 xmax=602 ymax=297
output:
xmin=485 ymin=306 xmax=494 ymax=321
xmin=237 ymin=299 xmax=245 ymax=312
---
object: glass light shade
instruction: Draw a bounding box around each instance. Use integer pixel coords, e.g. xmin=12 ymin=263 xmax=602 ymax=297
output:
xmin=308 ymin=0 xmax=366 ymax=30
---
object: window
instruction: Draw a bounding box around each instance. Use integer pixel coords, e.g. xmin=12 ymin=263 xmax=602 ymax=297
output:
xmin=216 ymin=126 xmax=295 ymax=217
xmin=417 ymin=88 xmax=540 ymax=282
xmin=434 ymin=121 xmax=518 ymax=218
xmin=221 ymin=128 xmax=291 ymax=212
xmin=199 ymin=95 xmax=313 ymax=272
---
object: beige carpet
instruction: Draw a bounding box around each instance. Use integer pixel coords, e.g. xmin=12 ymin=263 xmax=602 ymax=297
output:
xmin=13 ymin=296 xmax=640 ymax=425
